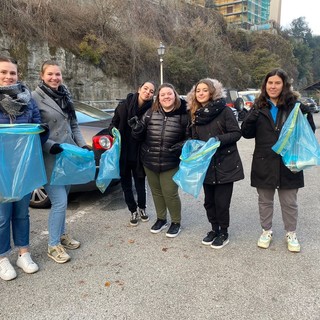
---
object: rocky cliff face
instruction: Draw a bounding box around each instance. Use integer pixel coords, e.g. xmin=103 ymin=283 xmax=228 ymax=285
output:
xmin=0 ymin=35 xmax=132 ymax=109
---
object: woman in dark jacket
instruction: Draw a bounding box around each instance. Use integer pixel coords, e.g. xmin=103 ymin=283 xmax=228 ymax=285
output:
xmin=107 ymin=81 xmax=155 ymax=226
xmin=241 ymin=68 xmax=315 ymax=253
xmin=188 ymin=78 xmax=244 ymax=249
xmin=130 ymin=83 xmax=189 ymax=238
xmin=0 ymin=56 xmax=41 ymax=280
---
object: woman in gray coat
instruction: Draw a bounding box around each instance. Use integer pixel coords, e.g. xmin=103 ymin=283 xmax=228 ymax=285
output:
xmin=32 ymin=60 xmax=89 ymax=264
xmin=188 ymin=78 xmax=244 ymax=249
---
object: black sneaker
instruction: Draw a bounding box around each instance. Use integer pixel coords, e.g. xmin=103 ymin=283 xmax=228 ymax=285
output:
xmin=150 ymin=219 xmax=168 ymax=234
xmin=130 ymin=212 xmax=138 ymax=226
xmin=211 ymin=233 xmax=229 ymax=249
xmin=166 ymin=223 xmax=181 ymax=238
xmin=138 ymin=208 xmax=149 ymax=222
xmin=202 ymin=230 xmax=219 ymax=245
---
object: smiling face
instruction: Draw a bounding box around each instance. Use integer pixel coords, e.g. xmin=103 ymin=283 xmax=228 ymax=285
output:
xmin=138 ymin=82 xmax=155 ymax=105
xmin=195 ymin=82 xmax=211 ymax=106
xmin=159 ymin=86 xmax=176 ymax=111
xmin=41 ymin=64 xmax=63 ymax=90
xmin=266 ymin=75 xmax=283 ymax=105
xmin=0 ymin=61 xmax=18 ymax=86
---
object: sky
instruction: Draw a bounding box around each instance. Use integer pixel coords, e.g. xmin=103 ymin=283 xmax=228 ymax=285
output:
xmin=280 ymin=0 xmax=320 ymax=36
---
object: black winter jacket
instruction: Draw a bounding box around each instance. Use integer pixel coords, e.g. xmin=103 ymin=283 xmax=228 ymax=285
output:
xmin=241 ymin=101 xmax=315 ymax=189
xmin=191 ymin=99 xmax=244 ymax=185
xmin=107 ymin=93 xmax=152 ymax=177
xmin=133 ymin=101 xmax=190 ymax=173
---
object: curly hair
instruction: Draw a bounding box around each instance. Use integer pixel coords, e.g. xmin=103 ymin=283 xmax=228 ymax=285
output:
xmin=187 ymin=78 xmax=226 ymax=122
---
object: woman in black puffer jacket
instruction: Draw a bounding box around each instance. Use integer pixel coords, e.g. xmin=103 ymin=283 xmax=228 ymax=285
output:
xmin=131 ymin=83 xmax=190 ymax=238
xmin=188 ymin=78 xmax=244 ymax=249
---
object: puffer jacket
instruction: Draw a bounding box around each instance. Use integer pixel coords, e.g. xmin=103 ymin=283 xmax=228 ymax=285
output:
xmin=191 ymin=98 xmax=244 ymax=185
xmin=241 ymin=101 xmax=315 ymax=189
xmin=0 ymin=99 xmax=41 ymax=124
xmin=134 ymin=101 xmax=189 ymax=173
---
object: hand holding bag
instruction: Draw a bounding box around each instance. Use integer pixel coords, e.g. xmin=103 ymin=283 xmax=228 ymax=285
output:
xmin=50 ymin=143 xmax=95 ymax=185
xmin=272 ymin=103 xmax=320 ymax=172
xmin=96 ymin=127 xmax=121 ymax=193
xmin=173 ymin=137 xmax=220 ymax=198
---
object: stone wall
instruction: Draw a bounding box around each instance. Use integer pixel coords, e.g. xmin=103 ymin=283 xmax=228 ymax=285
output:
xmin=0 ymin=35 xmax=132 ymax=108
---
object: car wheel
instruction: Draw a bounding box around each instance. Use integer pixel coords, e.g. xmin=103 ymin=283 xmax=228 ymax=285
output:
xmin=29 ymin=187 xmax=51 ymax=208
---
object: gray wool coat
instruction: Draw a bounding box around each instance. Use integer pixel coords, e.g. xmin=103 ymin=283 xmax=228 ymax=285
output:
xmin=32 ymin=87 xmax=86 ymax=181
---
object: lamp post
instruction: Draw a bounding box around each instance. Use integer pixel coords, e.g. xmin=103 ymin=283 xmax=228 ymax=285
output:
xmin=157 ymin=42 xmax=165 ymax=85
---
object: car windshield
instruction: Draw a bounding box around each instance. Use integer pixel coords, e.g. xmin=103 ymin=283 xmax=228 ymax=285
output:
xmin=74 ymin=101 xmax=112 ymax=123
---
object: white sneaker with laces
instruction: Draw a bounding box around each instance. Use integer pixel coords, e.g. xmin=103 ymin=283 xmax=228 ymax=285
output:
xmin=16 ymin=252 xmax=39 ymax=274
xmin=286 ymin=231 xmax=301 ymax=252
xmin=257 ymin=229 xmax=273 ymax=249
xmin=0 ymin=257 xmax=17 ymax=281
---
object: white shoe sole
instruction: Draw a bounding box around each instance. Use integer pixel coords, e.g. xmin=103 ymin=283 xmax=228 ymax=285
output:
xmin=150 ymin=223 xmax=168 ymax=234
xmin=166 ymin=228 xmax=181 ymax=238
xmin=211 ymin=239 xmax=229 ymax=249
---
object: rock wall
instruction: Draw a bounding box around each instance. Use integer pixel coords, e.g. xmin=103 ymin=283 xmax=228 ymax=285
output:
xmin=0 ymin=35 xmax=132 ymax=109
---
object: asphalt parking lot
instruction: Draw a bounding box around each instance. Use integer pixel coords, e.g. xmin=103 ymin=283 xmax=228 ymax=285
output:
xmin=1 ymin=113 xmax=320 ymax=320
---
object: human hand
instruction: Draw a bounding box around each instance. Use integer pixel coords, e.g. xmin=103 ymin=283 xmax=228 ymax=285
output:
xmin=128 ymin=116 xmax=139 ymax=128
xmin=50 ymin=143 xmax=63 ymax=154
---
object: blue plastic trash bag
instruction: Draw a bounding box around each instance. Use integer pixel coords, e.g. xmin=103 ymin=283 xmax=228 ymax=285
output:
xmin=96 ymin=127 xmax=121 ymax=193
xmin=272 ymin=103 xmax=320 ymax=172
xmin=50 ymin=143 xmax=95 ymax=185
xmin=173 ymin=137 xmax=220 ymax=198
xmin=0 ymin=124 xmax=47 ymax=203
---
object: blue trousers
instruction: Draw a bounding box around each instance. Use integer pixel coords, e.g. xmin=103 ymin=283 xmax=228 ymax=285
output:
xmin=0 ymin=193 xmax=31 ymax=256
xmin=45 ymin=184 xmax=70 ymax=246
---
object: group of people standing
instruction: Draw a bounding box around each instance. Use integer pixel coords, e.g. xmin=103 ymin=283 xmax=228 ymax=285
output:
xmin=0 ymin=54 xmax=316 ymax=282
xmin=0 ymin=57 xmax=87 ymax=280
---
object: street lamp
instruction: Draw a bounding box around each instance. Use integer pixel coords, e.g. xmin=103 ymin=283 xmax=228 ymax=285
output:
xmin=157 ymin=42 xmax=165 ymax=85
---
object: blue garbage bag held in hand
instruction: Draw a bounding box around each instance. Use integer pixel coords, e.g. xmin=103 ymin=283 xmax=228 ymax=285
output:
xmin=272 ymin=103 xmax=320 ymax=172
xmin=173 ymin=137 xmax=220 ymax=198
xmin=0 ymin=124 xmax=47 ymax=202
xmin=96 ymin=127 xmax=121 ymax=193
xmin=50 ymin=143 xmax=95 ymax=185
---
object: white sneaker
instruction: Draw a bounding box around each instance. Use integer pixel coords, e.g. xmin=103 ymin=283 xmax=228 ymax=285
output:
xmin=286 ymin=231 xmax=301 ymax=253
xmin=257 ymin=229 xmax=273 ymax=249
xmin=0 ymin=257 xmax=17 ymax=281
xmin=16 ymin=252 xmax=39 ymax=274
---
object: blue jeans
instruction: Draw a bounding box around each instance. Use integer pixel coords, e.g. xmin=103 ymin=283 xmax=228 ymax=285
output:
xmin=45 ymin=184 xmax=70 ymax=247
xmin=0 ymin=193 xmax=31 ymax=256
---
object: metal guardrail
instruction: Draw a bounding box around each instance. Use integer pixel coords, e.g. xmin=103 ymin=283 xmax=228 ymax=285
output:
xmin=80 ymin=100 xmax=123 ymax=111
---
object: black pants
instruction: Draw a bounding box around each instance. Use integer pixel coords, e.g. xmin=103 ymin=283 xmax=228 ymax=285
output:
xmin=120 ymin=161 xmax=146 ymax=213
xmin=203 ymin=182 xmax=234 ymax=232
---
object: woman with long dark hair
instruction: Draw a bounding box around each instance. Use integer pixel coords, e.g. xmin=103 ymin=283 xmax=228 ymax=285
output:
xmin=241 ymin=68 xmax=315 ymax=252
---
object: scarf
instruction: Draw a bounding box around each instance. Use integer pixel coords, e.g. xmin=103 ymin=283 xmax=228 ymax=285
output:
xmin=0 ymin=82 xmax=31 ymax=116
xmin=194 ymin=98 xmax=226 ymax=125
xmin=127 ymin=92 xmax=153 ymax=119
xmin=39 ymin=81 xmax=76 ymax=120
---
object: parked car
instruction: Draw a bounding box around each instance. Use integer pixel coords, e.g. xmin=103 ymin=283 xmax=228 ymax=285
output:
xmin=225 ymin=89 xmax=245 ymax=121
xmin=300 ymin=97 xmax=319 ymax=113
xmin=237 ymin=90 xmax=260 ymax=121
xmin=29 ymin=101 xmax=114 ymax=208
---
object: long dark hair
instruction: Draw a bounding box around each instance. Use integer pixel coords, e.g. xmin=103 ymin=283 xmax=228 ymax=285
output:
xmin=255 ymin=68 xmax=297 ymax=110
